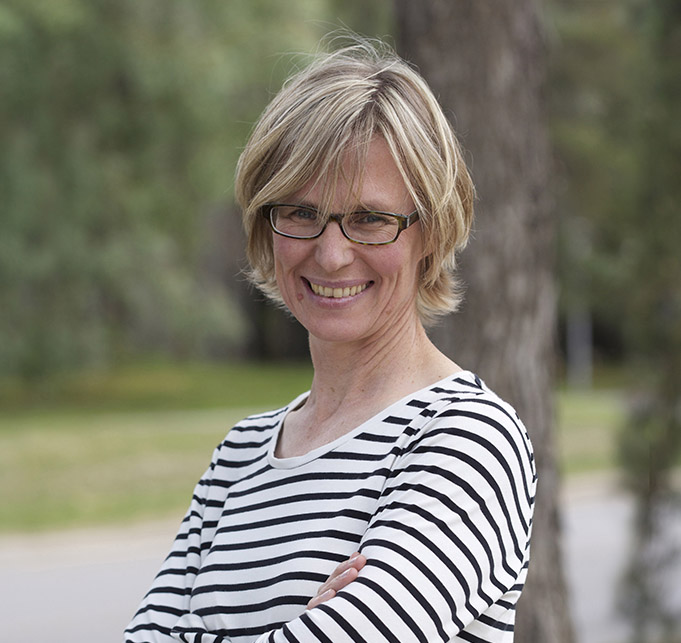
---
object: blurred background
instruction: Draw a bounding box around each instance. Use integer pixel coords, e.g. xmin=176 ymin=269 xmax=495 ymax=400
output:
xmin=0 ymin=1 xmax=679 ymax=642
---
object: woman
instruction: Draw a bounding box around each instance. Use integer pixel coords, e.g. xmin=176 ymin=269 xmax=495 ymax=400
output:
xmin=125 ymin=39 xmax=536 ymax=643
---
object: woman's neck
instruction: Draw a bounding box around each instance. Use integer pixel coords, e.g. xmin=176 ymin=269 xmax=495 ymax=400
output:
xmin=282 ymin=319 xmax=461 ymax=449
xmin=308 ymin=321 xmax=435 ymax=400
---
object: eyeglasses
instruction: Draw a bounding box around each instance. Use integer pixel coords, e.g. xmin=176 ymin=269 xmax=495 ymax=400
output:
xmin=262 ymin=204 xmax=419 ymax=246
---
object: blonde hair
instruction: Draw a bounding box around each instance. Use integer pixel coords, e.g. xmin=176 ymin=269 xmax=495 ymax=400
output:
xmin=235 ymin=38 xmax=475 ymax=326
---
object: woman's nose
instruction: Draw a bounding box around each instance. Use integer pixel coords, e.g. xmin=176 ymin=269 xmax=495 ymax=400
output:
xmin=314 ymin=220 xmax=355 ymax=272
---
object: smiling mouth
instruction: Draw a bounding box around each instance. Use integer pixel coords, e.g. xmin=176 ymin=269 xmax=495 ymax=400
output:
xmin=308 ymin=280 xmax=371 ymax=298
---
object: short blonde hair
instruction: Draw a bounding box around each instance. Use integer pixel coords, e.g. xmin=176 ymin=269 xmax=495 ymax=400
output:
xmin=235 ymin=38 xmax=474 ymax=326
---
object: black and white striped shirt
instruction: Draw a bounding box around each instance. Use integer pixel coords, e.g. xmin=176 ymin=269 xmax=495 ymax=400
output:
xmin=125 ymin=371 xmax=536 ymax=643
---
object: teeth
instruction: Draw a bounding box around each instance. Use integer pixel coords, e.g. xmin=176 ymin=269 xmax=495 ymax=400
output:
xmin=310 ymin=282 xmax=368 ymax=298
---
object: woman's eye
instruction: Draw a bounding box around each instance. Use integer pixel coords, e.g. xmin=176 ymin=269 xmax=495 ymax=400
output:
xmin=291 ymin=208 xmax=318 ymax=221
xmin=355 ymin=212 xmax=390 ymax=226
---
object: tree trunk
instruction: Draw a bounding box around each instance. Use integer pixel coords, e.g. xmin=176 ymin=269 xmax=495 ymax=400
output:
xmin=204 ymin=205 xmax=309 ymax=360
xmin=394 ymin=2 xmax=574 ymax=641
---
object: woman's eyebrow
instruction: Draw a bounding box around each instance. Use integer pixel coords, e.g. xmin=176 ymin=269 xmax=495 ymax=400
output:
xmin=288 ymin=200 xmax=400 ymax=213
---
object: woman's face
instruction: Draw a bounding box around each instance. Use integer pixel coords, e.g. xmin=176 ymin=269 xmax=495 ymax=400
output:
xmin=272 ymin=136 xmax=424 ymax=346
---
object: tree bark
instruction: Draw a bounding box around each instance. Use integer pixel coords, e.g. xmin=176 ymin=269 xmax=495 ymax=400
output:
xmin=394 ymin=2 xmax=574 ymax=641
xmin=204 ymin=205 xmax=309 ymax=360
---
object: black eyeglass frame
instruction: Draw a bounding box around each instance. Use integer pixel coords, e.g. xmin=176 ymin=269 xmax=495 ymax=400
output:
xmin=262 ymin=203 xmax=420 ymax=246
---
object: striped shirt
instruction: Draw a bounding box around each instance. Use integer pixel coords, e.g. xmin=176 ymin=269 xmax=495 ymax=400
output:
xmin=125 ymin=371 xmax=536 ymax=643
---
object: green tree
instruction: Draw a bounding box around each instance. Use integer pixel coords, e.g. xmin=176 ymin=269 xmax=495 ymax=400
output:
xmin=548 ymin=0 xmax=643 ymax=367
xmin=0 ymin=0 xmax=339 ymax=379
xmin=615 ymin=1 xmax=681 ymax=640
xmin=548 ymin=0 xmax=681 ymax=639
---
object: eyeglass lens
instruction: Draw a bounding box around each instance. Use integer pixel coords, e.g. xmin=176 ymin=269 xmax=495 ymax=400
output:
xmin=270 ymin=206 xmax=401 ymax=244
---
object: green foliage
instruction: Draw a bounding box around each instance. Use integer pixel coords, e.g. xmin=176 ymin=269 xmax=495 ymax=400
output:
xmin=550 ymin=0 xmax=681 ymax=370
xmin=1 ymin=0 xmax=228 ymax=377
xmin=1 ymin=0 xmax=385 ymax=379
xmin=550 ymin=1 xmax=681 ymax=639
xmin=549 ymin=0 xmax=645 ymax=340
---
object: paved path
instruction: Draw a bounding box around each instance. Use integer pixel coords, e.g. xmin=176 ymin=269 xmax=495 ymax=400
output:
xmin=2 ymin=473 xmax=680 ymax=643
xmin=562 ymin=474 xmax=681 ymax=643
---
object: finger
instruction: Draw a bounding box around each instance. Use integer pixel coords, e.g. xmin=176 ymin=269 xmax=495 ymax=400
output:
xmin=307 ymin=562 xmax=365 ymax=609
xmin=306 ymin=553 xmax=367 ymax=610
xmin=311 ymin=567 xmax=357 ymax=603
xmin=318 ymin=553 xmax=366 ymax=593
xmin=328 ymin=552 xmax=366 ymax=580
xmin=307 ymin=588 xmax=335 ymax=610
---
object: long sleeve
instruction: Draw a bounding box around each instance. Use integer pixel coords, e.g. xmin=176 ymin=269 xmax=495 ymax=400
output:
xmin=125 ymin=446 xmax=222 ymax=642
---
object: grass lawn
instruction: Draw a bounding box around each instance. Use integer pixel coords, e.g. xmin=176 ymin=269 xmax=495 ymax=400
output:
xmin=556 ymin=386 xmax=626 ymax=474
xmin=0 ymin=361 xmax=626 ymax=533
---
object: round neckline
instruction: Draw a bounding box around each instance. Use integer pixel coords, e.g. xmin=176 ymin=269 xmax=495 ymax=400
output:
xmin=266 ymin=369 xmax=475 ymax=469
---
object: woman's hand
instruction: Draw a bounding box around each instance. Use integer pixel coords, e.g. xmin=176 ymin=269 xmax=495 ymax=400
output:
xmin=306 ymin=552 xmax=367 ymax=610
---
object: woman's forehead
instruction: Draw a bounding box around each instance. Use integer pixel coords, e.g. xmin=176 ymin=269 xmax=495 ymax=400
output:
xmin=288 ymin=137 xmax=413 ymax=213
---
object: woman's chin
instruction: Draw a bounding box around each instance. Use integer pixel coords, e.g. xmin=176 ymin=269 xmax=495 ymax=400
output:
xmin=305 ymin=321 xmax=374 ymax=345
